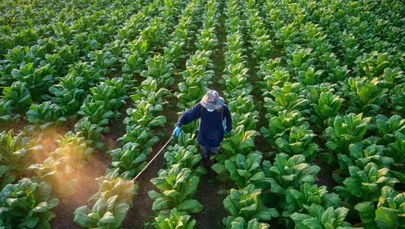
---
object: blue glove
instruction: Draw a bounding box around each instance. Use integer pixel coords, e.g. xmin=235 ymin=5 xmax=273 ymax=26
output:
xmin=172 ymin=126 xmax=181 ymax=137
xmin=224 ymin=128 xmax=230 ymax=134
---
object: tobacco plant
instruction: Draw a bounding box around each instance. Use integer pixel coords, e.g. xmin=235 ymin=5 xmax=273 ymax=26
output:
xmin=223 ymin=152 xmax=265 ymax=188
xmin=74 ymin=170 xmax=135 ymax=229
xmin=290 ymin=204 xmax=351 ymax=229
xmin=335 ymin=162 xmax=398 ymax=205
xmin=344 ymin=77 xmax=388 ymax=115
xmin=376 ymin=114 xmax=405 ymax=144
xmin=223 ymin=184 xmax=279 ymax=226
xmin=154 ymin=208 xmax=196 ymax=229
xmin=261 ymin=110 xmax=304 ymax=145
xmin=274 ymin=122 xmax=319 ymax=160
xmin=0 ymin=130 xmax=39 ymax=188
xmin=149 ymin=165 xmax=202 ymax=214
xmin=355 ymin=186 xmax=405 ymax=229
xmin=225 ymin=217 xmax=270 ymax=229
xmin=0 ymin=179 xmax=59 ymax=229
xmin=215 ymin=125 xmax=257 ymax=163
xmin=284 ymin=183 xmax=341 ymax=218
xmin=262 ymin=153 xmax=320 ymax=195
xmin=324 ymin=113 xmax=371 ymax=155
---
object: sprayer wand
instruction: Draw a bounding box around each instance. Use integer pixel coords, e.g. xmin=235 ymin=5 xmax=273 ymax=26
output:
xmin=132 ymin=136 xmax=174 ymax=182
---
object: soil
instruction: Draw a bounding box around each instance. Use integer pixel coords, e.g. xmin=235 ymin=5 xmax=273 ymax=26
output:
xmin=193 ymin=172 xmax=233 ymax=229
xmin=312 ymin=156 xmax=337 ymax=191
xmin=0 ymin=118 xmax=27 ymax=133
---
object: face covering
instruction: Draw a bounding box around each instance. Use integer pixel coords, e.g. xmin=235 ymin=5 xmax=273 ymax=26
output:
xmin=207 ymin=108 xmax=215 ymax=112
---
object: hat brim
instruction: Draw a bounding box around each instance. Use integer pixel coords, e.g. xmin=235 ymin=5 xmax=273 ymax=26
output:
xmin=200 ymin=96 xmax=225 ymax=110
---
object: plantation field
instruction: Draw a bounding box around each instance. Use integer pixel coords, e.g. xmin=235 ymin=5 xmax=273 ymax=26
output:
xmin=0 ymin=0 xmax=404 ymax=228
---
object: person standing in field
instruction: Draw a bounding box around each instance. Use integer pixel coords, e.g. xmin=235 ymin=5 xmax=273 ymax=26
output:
xmin=172 ymin=90 xmax=232 ymax=169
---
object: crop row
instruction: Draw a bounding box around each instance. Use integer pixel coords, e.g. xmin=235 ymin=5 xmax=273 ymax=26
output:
xmin=0 ymin=0 xmax=185 ymax=227
xmin=252 ymin=0 xmax=405 ymax=227
xmin=148 ymin=0 xmax=221 ymax=226
xmin=74 ymin=0 xmax=209 ymax=227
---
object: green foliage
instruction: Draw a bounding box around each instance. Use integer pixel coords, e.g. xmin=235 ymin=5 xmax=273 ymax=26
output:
xmin=110 ymin=140 xmax=154 ymax=179
xmin=290 ymin=204 xmax=351 ymax=229
xmin=74 ymin=170 xmax=135 ymax=229
xmin=223 ymin=61 xmax=250 ymax=93
xmin=215 ymin=125 xmax=257 ymax=163
xmin=262 ymin=153 xmax=320 ymax=195
xmin=223 ymin=152 xmax=265 ymax=188
xmin=154 ymin=208 xmax=196 ymax=229
xmin=355 ymin=186 xmax=404 ymax=229
xmin=261 ymin=110 xmax=304 ymax=145
xmin=286 ymin=46 xmax=316 ymax=72
xmin=141 ymin=54 xmax=175 ymax=88
xmin=355 ymin=51 xmax=392 ymax=78
xmin=125 ymin=83 xmax=167 ymax=129
xmin=324 ymin=113 xmax=371 ymax=155
xmin=90 ymin=169 xmax=137 ymax=208
xmin=122 ymin=39 xmax=149 ymax=75
xmin=164 ymin=144 xmax=203 ymax=175
xmin=227 ymin=94 xmax=259 ymax=130
xmin=124 ymin=102 xmax=167 ymax=128
xmin=176 ymin=51 xmax=213 ymax=109
xmin=260 ymin=65 xmax=291 ymax=89
xmin=53 ymin=132 xmax=95 ymax=163
xmin=344 ymin=77 xmax=388 ymax=115
xmin=196 ymin=27 xmax=218 ymax=52
xmin=29 ymin=157 xmax=78 ymax=197
xmin=284 ymin=183 xmax=341 ymax=218
xmin=49 ymin=73 xmax=85 ymax=117
xmin=334 ymin=141 xmax=394 ymax=183
xmin=177 ymin=132 xmax=198 ymax=148
xmin=0 ymin=179 xmax=59 ymax=229
xmin=29 ymin=132 xmax=94 ymax=196
xmin=65 ymin=61 xmax=105 ymax=91
xmin=274 ymin=122 xmax=319 ymax=160
xmin=2 ymin=82 xmax=32 ymax=114
xmin=149 ymin=165 xmax=202 ymax=214
xmin=74 ymin=195 xmax=130 ymax=229
xmin=11 ymin=63 xmax=55 ymax=101
xmin=376 ymin=114 xmax=405 ymax=144
xmin=386 ymin=132 xmax=405 ymax=165
xmin=225 ymin=217 xmax=270 ymax=229
xmin=223 ymin=184 xmax=279 ymax=225
xmin=335 ymin=162 xmax=398 ymax=204
xmin=322 ymin=53 xmax=349 ymax=82
xmin=26 ymin=102 xmax=66 ymax=129
xmin=0 ymin=130 xmax=38 ymax=188
xmin=77 ymin=101 xmax=114 ymax=129
xmin=74 ymin=118 xmax=105 ymax=149
xmin=77 ymin=77 xmax=129 ymax=133
xmin=0 ymin=100 xmax=17 ymax=121
xmin=296 ymin=67 xmax=324 ymax=85
xmin=390 ymin=84 xmax=405 ymax=115
xmin=310 ymin=91 xmax=344 ymax=128
xmin=263 ymin=82 xmax=309 ymax=115
xmin=90 ymin=78 xmax=129 ymax=112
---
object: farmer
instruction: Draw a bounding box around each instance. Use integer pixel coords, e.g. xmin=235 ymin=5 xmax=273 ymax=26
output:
xmin=172 ymin=90 xmax=232 ymax=169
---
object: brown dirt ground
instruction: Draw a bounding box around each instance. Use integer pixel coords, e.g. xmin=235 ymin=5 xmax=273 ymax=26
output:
xmin=193 ymin=172 xmax=233 ymax=229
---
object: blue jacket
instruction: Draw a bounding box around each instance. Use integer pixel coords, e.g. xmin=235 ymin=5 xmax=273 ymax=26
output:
xmin=177 ymin=103 xmax=232 ymax=147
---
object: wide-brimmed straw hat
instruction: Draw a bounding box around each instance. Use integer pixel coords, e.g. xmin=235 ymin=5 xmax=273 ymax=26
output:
xmin=200 ymin=90 xmax=224 ymax=110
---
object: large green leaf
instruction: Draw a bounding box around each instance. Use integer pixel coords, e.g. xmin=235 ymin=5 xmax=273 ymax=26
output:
xmin=375 ymin=207 xmax=399 ymax=229
xmin=177 ymin=199 xmax=202 ymax=213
